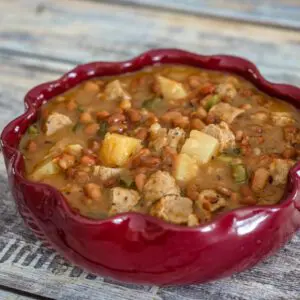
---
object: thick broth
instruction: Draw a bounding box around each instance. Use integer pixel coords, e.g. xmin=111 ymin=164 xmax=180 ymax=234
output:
xmin=20 ymin=65 xmax=300 ymax=226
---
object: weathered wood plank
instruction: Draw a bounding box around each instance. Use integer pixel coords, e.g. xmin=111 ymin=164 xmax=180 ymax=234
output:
xmin=0 ymin=289 xmax=36 ymax=300
xmin=114 ymin=0 xmax=300 ymax=29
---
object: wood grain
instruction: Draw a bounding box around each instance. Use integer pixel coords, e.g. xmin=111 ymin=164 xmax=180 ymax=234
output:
xmin=0 ymin=0 xmax=300 ymax=299
xmin=113 ymin=0 xmax=300 ymax=29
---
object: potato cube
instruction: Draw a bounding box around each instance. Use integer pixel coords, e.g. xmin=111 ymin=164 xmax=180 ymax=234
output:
xmin=173 ymin=153 xmax=198 ymax=183
xmin=181 ymin=130 xmax=219 ymax=164
xmin=99 ymin=133 xmax=142 ymax=167
xmin=30 ymin=159 xmax=60 ymax=181
xmin=104 ymin=80 xmax=131 ymax=101
xmin=156 ymin=75 xmax=187 ymax=101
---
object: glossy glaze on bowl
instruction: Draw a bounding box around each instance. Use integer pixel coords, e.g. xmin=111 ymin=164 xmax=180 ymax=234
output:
xmin=1 ymin=49 xmax=300 ymax=285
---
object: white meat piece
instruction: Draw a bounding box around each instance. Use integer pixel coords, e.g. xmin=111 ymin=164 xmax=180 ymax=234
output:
xmin=109 ymin=187 xmax=140 ymax=215
xmin=45 ymin=113 xmax=72 ymax=136
xmin=269 ymin=159 xmax=295 ymax=185
xmin=208 ymin=103 xmax=244 ymax=124
xmin=149 ymin=123 xmax=168 ymax=153
xmin=150 ymin=195 xmax=193 ymax=224
xmin=202 ymin=121 xmax=236 ymax=151
xmin=271 ymin=112 xmax=295 ymax=127
xmin=215 ymin=83 xmax=237 ymax=100
xmin=104 ymin=79 xmax=131 ymax=101
xmin=93 ymin=165 xmax=123 ymax=181
xmin=167 ymin=127 xmax=186 ymax=150
xmin=143 ymin=171 xmax=180 ymax=205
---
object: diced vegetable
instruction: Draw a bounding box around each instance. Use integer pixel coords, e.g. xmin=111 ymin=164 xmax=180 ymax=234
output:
xmin=181 ymin=130 xmax=219 ymax=164
xmin=30 ymin=159 xmax=60 ymax=181
xmin=97 ymin=121 xmax=108 ymax=139
xmin=232 ymin=164 xmax=248 ymax=184
xmin=104 ymin=80 xmax=131 ymax=101
xmin=45 ymin=113 xmax=72 ymax=136
xmin=173 ymin=153 xmax=198 ymax=183
xmin=156 ymin=75 xmax=187 ymax=101
xmin=204 ymin=95 xmax=220 ymax=111
xmin=28 ymin=125 xmax=39 ymax=135
xmin=142 ymin=97 xmax=162 ymax=111
xmin=99 ymin=133 xmax=142 ymax=167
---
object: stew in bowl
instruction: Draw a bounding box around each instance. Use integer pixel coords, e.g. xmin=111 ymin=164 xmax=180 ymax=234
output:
xmin=20 ymin=64 xmax=300 ymax=226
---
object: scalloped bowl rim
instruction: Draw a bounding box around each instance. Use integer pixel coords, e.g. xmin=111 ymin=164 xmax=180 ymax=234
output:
xmin=1 ymin=48 xmax=300 ymax=233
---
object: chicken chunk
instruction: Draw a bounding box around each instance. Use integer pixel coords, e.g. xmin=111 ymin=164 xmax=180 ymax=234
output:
xmin=202 ymin=121 xmax=236 ymax=151
xmin=208 ymin=103 xmax=244 ymax=124
xmin=215 ymin=83 xmax=237 ymax=100
xmin=93 ymin=165 xmax=123 ymax=181
xmin=196 ymin=189 xmax=227 ymax=221
xmin=45 ymin=113 xmax=72 ymax=136
xmin=251 ymin=167 xmax=270 ymax=192
xmin=143 ymin=171 xmax=180 ymax=205
xmin=269 ymin=159 xmax=295 ymax=185
xmin=109 ymin=187 xmax=140 ymax=215
xmin=150 ymin=195 xmax=193 ymax=224
xmin=149 ymin=123 xmax=168 ymax=153
xmin=271 ymin=112 xmax=295 ymax=127
xmin=167 ymin=127 xmax=186 ymax=150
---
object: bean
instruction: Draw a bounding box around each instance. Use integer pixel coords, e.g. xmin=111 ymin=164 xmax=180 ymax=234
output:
xmin=120 ymin=99 xmax=132 ymax=110
xmin=135 ymin=128 xmax=148 ymax=140
xmin=66 ymin=100 xmax=77 ymax=111
xmin=84 ymin=123 xmax=100 ymax=135
xmin=83 ymin=81 xmax=100 ymax=93
xmin=135 ymin=173 xmax=147 ymax=192
xmin=216 ymin=186 xmax=232 ymax=197
xmin=96 ymin=111 xmax=110 ymax=120
xmin=79 ymin=112 xmax=93 ymax=124
xmin=199 ymin=83 xmax=215 ymax=95
xmin=190 ymin=118 xmax=205 ymax=130
xmin=161 ymin=111 xmax=181 ymax=123
xmin=26 ymin=140 xmax=37 ymax=152
xmin=251 ymin=167 xmax=270 ymax=192
xmin=127 ymin=109 xmax=142 ymax=122
xmin=108 ymin=112 xmax=126 ymax=124
xmin=240 ymin=184 xmax=253 ymax=197
xmin=172 ymin=116 xmax=189 ymax=129
xmin=145 ymin=112 xmax=158 ymax=125
xmin=84 ymin=183 xmax=102 ymax=201
xmin=188 ymin=76 xmax=204 ymax=88
xmin=108 ymin=124 xmax=127 ymax=133
xmin=80 ymin=155 xmax=96 ymax=166
xmin=235 ymin=130 xmax=244 ymax=141
xmin=88 ymin=140 xmax=100 ymax=152
xmin=58 ymin=153 xmax=76 ymax=170
xmin=140 ymin=156 xmax=161 ymax=168
xmin=186 ymin=183 xmax=199 ymax=201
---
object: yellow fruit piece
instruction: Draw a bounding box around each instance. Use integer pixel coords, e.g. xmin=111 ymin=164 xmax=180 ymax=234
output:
xmin=181 ymin=130 xmax=219 ymax=164
xmin=156 ymin=75 xmax=187 ymax=101
xmin=173 ymin=153 xmax=198 ymax=183
xmin=99 ymin=133 xmax=142 ymax=167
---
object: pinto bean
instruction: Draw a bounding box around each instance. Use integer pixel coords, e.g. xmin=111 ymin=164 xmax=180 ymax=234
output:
xmin=190 ymin=118 xmax=205 ymax=130
xmin=83 ymin=81 xmax=100 ymax=93
xmin=160 ymin=111 xmax=182 ymax=123
xmin=66 ymin=100 xmax=77 ymax=111
xmin=120 ymin=99 xmax=132 ymax=109
xmin=84 ymin=123 xmax=100 ymax=135
xmin=126 ymin=109 xmax=142 ymax=122
xmin=79 ymin=112 xmax=93 ymax=124
xmin=96 ymin=111 xmax=110 ymax=121
xmin=80 ymin=155 xmax=96 ymax=166
xmin=173 ymin=116 xmax=189 ymax=129
xmin=135 ymin=173 xmax=147 ymax=192
xmin=107 ymin=112 xmax=126 ymax=124
xmin=108 ymin=124 xmax=127 ymax=133
xmin=84 ymin=183 xmax=102 ymax=201
xmin=135 ymin=128 xmax=148 ymax=140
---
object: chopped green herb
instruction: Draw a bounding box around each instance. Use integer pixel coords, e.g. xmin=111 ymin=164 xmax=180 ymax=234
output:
xmin=72 ymin=122 xmax=81 ymax=132
xmin=77 ymin=106 xmax=85 ymax=113
xmin=222 ymin=147 xmax=241 ymax=156
xmin=205 ymin=95 xmax=220 ymax=111
xmin=142 ymin=97 xmax=162 ymax=111
xmin=28 ymin=125 xmax=39 ymax=135
xmin=97 ymin=121 xmax=108 ymax=138
xmin=232 ymin=164 xmax=248 ymax=184
xmin=119 ymin=172 xmax=135 ymax=188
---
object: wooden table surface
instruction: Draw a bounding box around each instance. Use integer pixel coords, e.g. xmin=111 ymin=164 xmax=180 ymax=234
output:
xmin=0 ymin=0 xmax=300 ymax=299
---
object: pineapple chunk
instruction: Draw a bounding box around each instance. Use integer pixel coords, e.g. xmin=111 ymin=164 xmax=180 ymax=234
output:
xmin=181 ymin=130 xmax=219 ymax=164
xmin=173 ymin=153 xmax=198 ymax=183
xmin=30 ymin=159 xmax=60 ymax=181
xmin=104 ymin=80 xmax=131 ymax=101
xmin=99 ymin=133 xmax=142 ymax=167
xmin=156 ymin=75 xmax=187 ymax=101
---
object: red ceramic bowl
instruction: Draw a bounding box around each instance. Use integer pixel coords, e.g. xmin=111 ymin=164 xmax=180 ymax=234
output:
xmin=1 ymin=49 xmax=300 ymax=285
